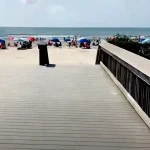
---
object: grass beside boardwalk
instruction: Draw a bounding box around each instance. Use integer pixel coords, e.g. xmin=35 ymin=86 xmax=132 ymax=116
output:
xmin=107 ymin=34 xmax=150 ymax=60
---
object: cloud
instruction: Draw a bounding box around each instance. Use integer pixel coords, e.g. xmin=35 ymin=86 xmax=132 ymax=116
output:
xmin=48 ymin=5 xmax=66 ymax=14
xmin=20 ymin=0 xmax=40 ymax=4
xmin=1 ymin=0 xmax=150 ymax=27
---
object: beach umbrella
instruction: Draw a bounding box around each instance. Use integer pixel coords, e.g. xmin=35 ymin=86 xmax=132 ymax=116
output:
xmin=51 ymin=38 xmax=60 ymax=42
xmin=28 ymin=37 xmax=35 ymax=41
xmin=142 ymin=39 xmax=150 ymax=44
xmin=78 ymin=37 xmax=87 ymax=41
xmin=64 ymin=38 xmax=71 ymax=42
xmin=79 ymin=38 xmax=89 ymax=43
xmin=0 ymin=39 xmax=5 ymax=43
xmin=10 ymin=37 xmax=14 ymax=41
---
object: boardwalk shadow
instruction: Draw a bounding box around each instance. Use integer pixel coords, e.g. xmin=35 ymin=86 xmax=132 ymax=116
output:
xmin=46 ymin=64 xmax=56 ymax=68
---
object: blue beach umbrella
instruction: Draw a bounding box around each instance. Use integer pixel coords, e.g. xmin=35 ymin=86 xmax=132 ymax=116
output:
xmin=51 ymin=38 xmax=60 ymax=42
xmin=78 ymin=37 xmax=87 ymax=41
xmin=142 ymin=39 xmax=150 ymax=44
xmin=64 ymin=38 xmax=71 ymax=42
xmin=0 ymin=39 xmax=5 ymax=43
xmin=79 ymin=39 xmax=89 ymax=43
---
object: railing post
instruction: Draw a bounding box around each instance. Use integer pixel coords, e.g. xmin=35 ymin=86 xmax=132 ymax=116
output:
xmin=95 ymin=45 xmax=101 ymax=65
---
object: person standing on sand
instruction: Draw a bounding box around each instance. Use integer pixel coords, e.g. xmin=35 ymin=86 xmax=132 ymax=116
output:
xmin=68 ymin=42 xmax=71 ymax=47
xmin=88 ymin=39 xmax=91 ymax=46
xmin=75 ymin=40 xmax=78 ymax=48
xmin=75 ymin=36 xmax=77 ymax=41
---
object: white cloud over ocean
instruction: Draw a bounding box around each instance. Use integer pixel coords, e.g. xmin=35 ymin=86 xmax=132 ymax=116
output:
xmin=48 ymin=5 xmax=66 ymax=14
xmin=0 ymin=0 xmax=150 ymax=27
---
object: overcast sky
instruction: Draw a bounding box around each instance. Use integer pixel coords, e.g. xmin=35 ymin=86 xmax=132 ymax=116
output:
xmin=1 ymin=0 xmax=150 ymax=27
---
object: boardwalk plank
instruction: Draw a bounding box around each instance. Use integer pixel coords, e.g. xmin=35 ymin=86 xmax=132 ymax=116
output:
xmin=0 ymin=65 xmax=149 ymax=150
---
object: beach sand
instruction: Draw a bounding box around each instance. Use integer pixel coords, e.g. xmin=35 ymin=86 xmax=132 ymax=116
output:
xmin=0 ymin=46 xmax=97 ymax=66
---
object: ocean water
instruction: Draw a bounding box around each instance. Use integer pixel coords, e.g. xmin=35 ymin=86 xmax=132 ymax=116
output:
xmin=0 ymin=27 xmax=150 ymax=39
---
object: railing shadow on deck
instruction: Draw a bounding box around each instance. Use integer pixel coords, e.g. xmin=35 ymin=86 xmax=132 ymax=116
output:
xmin=96 ymin=41 xmax=150 ymax=128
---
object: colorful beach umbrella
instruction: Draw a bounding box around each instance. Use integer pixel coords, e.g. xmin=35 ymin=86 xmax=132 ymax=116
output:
xmin=51 ymin=38 xmax=60 ymax=42
xmin=79 ymin=38 xmax=89 ymax=43
xmin=0 ymin=39 xmax=5 ymax=43
xmin=10 ymin=37 xmax=14 ymax=41
xmin=78 ymin=37 xmax=87 ymax=41
xmin=142 ymin=39 xmax=150 ymax=44
xmin=28 ymin=37 xmax=35 ymax=41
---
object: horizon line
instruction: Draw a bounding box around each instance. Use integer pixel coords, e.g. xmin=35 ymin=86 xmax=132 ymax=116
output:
xmin=0 ymin=26 xmax=150 ymax=28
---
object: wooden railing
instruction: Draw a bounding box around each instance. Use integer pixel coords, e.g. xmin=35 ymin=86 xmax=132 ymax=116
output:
xmin=96 ymin=41 xmax=150 ymax=118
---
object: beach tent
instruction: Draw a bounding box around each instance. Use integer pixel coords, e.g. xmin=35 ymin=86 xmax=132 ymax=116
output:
xmin=51 ymin=38 xmax=60 ymax=42
xmin=0 ymin=39 xmax=5 ymax=43
xmin=142 ymin=39 xmax=150 ymax=44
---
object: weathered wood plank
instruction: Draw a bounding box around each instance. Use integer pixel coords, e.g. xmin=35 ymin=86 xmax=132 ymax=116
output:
xmin=0 ymin=65 xmax=149 ymax=150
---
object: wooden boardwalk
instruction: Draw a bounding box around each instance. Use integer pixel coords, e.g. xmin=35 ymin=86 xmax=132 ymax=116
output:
xmin=0 ymin=65 xmax=150 ymax=150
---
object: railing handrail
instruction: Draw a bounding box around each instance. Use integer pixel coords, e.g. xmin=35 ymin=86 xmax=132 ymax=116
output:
xmin=100 ymin=45 xmax=150 ymax=86
xmin=96 ymin=41 xmax=150 ymax=119
xmin=99 ymin=40 xmax=150 ymax=79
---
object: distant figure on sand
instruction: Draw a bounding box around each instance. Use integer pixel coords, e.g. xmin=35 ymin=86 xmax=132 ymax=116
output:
xmin=0 ymin=42 xmax=6 ymax=49
xmin=48 ymin=40 xmax=52 ymax=46
xmin=54 ymin=42 xmax=62 ymax=47
xmin=75 ymin=36 xmax=77 ymax=40
xmin=13 ymin=42 xmax=18 ymax=47
xmin=75 ymin=40 xmax=78 ymax=47
xmin=68 ymin=42 xmax=71 ymax=47
xmin=79 ymin=42 xmax=90 ymax=49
